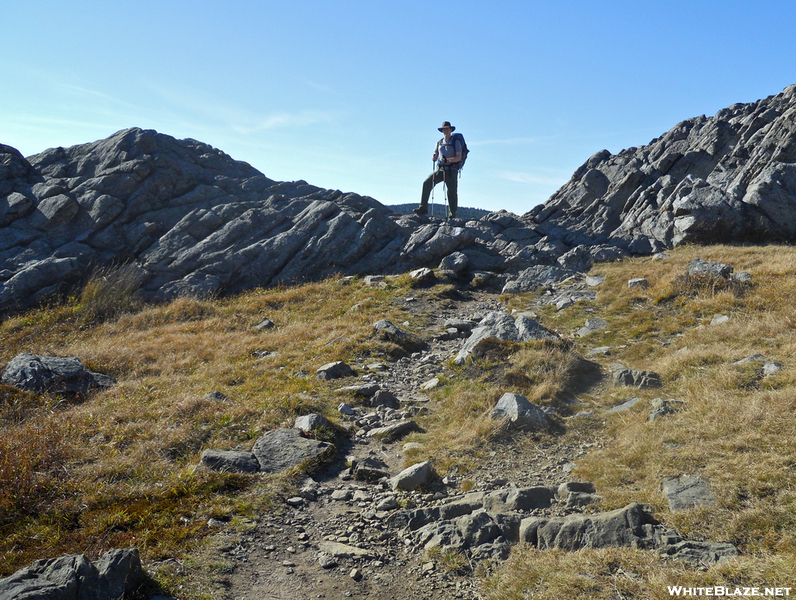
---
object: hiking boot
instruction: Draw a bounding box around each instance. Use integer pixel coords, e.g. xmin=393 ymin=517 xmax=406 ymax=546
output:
xmin=413 ymin=206 xmax=428 ymax=215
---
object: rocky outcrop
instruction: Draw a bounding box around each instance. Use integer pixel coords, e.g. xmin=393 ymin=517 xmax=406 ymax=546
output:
xmin=525 ymin=84 xmax=796 ymax=251
xmin=3 ymin=85 xmax=796 ymax=314
xmin=0 ymin=548 xmax=142 ymax=600
xmin=0 ymin=128 xmax=509 ymax=314
xmin=454 ymin=311 xmax=559 ymax=365
xmin=389 ymin=494 xmax=739 ymax=566
xmin=1 ymin=353 xmax=116 ymax=394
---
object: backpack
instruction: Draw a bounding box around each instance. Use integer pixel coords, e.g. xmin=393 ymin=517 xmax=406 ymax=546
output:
xmin=451 ymin=132 xmax=469 ymax=170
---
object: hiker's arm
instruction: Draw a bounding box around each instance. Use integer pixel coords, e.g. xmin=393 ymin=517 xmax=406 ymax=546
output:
xmin=442 ymin=151 xmax=462 ymax=165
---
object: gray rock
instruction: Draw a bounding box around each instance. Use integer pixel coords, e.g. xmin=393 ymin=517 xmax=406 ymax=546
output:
xmin=254 ymin=317 xmax=275 ymax=330
xmin=200 ymin=449 xmax=261 ymax=473
xmin=686 ymin=258 xmax=733 ymax=279
xmin=627 ymin=277 xmax=649 ymax=288
xmin=401 ymin=223 xmax=477 ymax=265
xmin=373 ymin=320 xmax=428 ymax=353
xmin=369 ymin=389 xmax=400 ymax=409
xmin=294 ymin=413 xmax=332 ymax=433
xmin=577 ymin=318 xmax=608 ymax=337
xmin=388 ymin=487 xmax=737 ymax=565
xmin=409 ymin=267 xmax=436 ymax=283
xmin=0 ymin=548 xmax=142 ymax=600
xmin=535 ymin=503 xmax=661 ymax=551
xmin=339 ymin=383 xmax=381 ymax=397
xmin=662 ymin=474 xmax=715 ymax=511
xmin=439 ymin=251 xmax=469 ymax=273
xmin=733 ymin=271 xmax=753 ymax=283
xmin=376 ymin=496 xmax=399 ymax=511
xmin=454 ymin=311 xmax=558 ymax=365
xmin=606 ymin=397 xmax=641 ymax=413
xmin=366 ymin=420 xmax=421 ymax=442
xmin=661 ymin=540 xmax=740 ymax=565
xmin=648 ymin=398 xmax=685 ymax=422
xmin=562 ymin=492 xmax=602 ymax=507
xmin=556 ymin=481 xmax=596 ymax=500
xmin=490 ymin=392 xmax=548 ymax=430
xmin=527 ymin=85 xmax=796 ymax=249
xmin=317 ymin=553 xmax=337 ymax=569
xmin=420 ymin=377 xmax=440 ymax=390
xmin=735 ymin=353 xmax=766 ymax=364
xmin=316 ymin=361 xmax=355 ymax=381
xmin=389 ymin=461 xmax=436 ymax=491
xmin=4 ymin=88 xmax=796 ymax=313
xmin=482 ymin=487 xmax=556 ymax=512
xmin=444 ymin=318 xmax=474 ymax=332
xmin=317 ymin=541 xmax=374 ymax=560
xmin=204 ymin=391 xmax=228 ymax=402
xmin=251 ymin=428 xmax=334 ymax=474
xmin=587 ymin=346 xmax=611 ymax=357
xmin=501 ymin=265 xmax=575 ymax=294
xmin=585 ymin=274 xmax=605 ymax=286
xmin=763 ymin=361 xmax=783 ymax=376
xmin=352 ymin=456 xmax=391 ymax=482
xmin=547 ymin=289 xmax=596 ymax=310
xmin=610 ymin=363 xmax=663 ymax=389
xmin=338 ymin=402 xmax=356 ymax=416
xmin=1 ymin=353 xmax=116 ymax=394
xmin=330 ymin=489 xmax=353 ymax=501
xmin=388 ymin=487 xmax=556 ymax=533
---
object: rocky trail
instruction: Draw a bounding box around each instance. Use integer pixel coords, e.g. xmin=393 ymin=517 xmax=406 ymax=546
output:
xmin=182 ymin=282 xmax=635 ymax=600
xmin=184 ymin=287 xmax=582 ymax=599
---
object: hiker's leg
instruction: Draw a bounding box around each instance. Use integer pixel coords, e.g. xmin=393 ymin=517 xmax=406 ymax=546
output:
xmin=445 ymin=169 xmax=458 ymax=218
xmin=419 ymin=170 xmax=444 ymax=212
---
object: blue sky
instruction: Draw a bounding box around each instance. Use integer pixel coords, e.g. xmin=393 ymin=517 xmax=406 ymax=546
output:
xmin=2 ymin=1 xmax=795 ymax=215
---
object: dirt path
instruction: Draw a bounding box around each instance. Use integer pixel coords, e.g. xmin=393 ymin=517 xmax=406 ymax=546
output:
xmin=196 ymin=286 xmax=600 ymax=600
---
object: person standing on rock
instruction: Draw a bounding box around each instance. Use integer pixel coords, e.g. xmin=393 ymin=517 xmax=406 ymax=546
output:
xmin=414 ymin=121 xmax=462 ymax=219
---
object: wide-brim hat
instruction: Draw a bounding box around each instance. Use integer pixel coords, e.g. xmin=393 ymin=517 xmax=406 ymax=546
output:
xmin=438 ymin=121 xmax=456 ymax=132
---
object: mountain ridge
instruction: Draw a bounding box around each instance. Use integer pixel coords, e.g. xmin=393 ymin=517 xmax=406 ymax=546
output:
xmin=2 ymin=84 xmax=796 ymax=315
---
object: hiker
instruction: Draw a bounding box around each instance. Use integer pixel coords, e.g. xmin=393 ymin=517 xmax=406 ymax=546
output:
xmin=414 ymin=121 xmax=463 ymax=219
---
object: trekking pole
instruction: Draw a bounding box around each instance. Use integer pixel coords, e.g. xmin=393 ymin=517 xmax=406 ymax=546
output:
xmin=442 ymin=166 xmax=449 ymax=220
xmin=430 ymin=159 xmax=436 ymax=219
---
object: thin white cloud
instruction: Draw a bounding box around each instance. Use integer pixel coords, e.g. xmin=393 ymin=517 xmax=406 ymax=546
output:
xmin=245 ymin=110 xmax=334 ymax=133
xmin=498 ymin=170 xmax=569 ymax=186
xmin=471 ymin=137 xmax=545 ymax=147
xmin=54 ymin=82 xmax=138 ymax=109
xmin=144 ymin=81 xmax=337 ymax=135
xmin=297 ymin=77 xmax=336 ymax=94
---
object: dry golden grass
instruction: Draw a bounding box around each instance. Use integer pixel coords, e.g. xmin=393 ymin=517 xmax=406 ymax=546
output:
xmin=0 ymin=274 xmax=415 ymax=580
xmin=3 ymin=245 xmax=796 ymax=598
xmin=486 ymin=244 xmax=796 ymax=597
xmin=484 ymin=546 xmax=796 ymax=600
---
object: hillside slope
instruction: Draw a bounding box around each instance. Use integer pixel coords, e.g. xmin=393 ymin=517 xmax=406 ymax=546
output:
xmin=1 ymin=245 xmax=795 ymax=599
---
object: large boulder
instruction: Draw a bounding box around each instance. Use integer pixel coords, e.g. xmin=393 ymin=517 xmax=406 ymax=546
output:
xmin=251 ymin=428 xmax=334 ymax=474
xmin=490 ymin=392 xmax=548 ymax=430
xmin=1 ymin=354 xmax=116 ymax=394
xmin=454 ymin=312 xmax=558 ymax=365
xmin=0 ymin=548 xmax=142 ymax=600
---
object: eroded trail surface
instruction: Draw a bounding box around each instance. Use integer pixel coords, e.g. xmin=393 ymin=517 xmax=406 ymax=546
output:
xmin=200 ymin=287 xmax=602 ymax=600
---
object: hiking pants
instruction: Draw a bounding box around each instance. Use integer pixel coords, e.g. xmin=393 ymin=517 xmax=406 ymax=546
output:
xmin=420 ymin=167 xmax=458 ymax=217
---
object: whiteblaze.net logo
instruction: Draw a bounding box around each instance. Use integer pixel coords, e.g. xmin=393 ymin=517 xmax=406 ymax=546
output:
xmin=668 ymin=587 xmax=792 ymax=597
